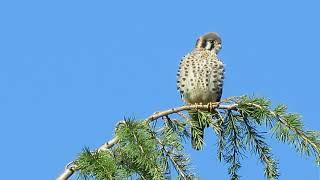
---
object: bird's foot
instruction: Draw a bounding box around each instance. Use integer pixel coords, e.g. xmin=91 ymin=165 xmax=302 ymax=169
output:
xmin=208 ymin=102 xmax=219 ymax=112
xmin=195 ymin=102 xmax=203 ymax=110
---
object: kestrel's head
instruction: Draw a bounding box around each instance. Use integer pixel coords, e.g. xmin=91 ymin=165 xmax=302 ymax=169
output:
xmin=195 ymin=32 xmax=222 ymax=53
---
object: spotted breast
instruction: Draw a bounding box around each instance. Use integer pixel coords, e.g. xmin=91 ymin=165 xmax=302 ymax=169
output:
xmin=177 ymin=48 xmax=224 ymax=105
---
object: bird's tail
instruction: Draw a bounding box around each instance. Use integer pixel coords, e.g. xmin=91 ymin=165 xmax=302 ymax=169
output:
xmin=189 ymin=110 xmax=207 ymax=150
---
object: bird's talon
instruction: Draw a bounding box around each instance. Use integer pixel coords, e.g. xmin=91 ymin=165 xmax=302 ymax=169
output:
xmin=208 ymin=102 xmax=217 ymax=112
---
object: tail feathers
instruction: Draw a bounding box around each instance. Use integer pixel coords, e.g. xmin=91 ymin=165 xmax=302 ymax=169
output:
xmin=189 ymin=110 xmax=205 ymax=150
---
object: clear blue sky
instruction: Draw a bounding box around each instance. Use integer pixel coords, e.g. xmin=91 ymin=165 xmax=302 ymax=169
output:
xmin=0 ymin=0 xmax=319 ymax=179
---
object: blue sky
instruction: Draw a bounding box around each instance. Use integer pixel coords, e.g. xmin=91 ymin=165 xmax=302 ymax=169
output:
xmin=0 ymin=0 xmax=319 ymax=179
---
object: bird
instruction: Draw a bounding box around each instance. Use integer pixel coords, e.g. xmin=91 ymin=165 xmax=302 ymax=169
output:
xmin=177 ymin=32 xmax=225 ymax=150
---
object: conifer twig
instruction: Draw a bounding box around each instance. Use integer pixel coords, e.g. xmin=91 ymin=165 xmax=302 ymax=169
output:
xmin=57 ymin=102 xmax=237 ymax=179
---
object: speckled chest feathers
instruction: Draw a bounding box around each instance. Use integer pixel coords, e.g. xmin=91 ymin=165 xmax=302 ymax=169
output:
xmin=177 ymin=48 xmax=224 ymax=104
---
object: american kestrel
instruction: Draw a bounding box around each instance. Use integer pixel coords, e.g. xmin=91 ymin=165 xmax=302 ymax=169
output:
xmin=177 ymin=32 xmax=224 ymax=150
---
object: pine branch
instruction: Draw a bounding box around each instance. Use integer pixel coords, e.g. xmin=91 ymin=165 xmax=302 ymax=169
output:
xmin=241 ymin=115 xmax=279 ymax=179
xmin=77 ymin=148 xmax=118 ymax=179
xmin=115 ymin=119 xmax=164 ymax=179
xmin=57 ymin=96 xmax=320 ymax=180
xmin=272 ymin=113 xmax=320 ymax=163
xmin=217 ymin=110 xmax=228 ymax=162
xmin=224 ymin=111 xmax=243 ymax=180
xmin=57 ymin=102 xmax=236 ymax=179
xmin=156 ymin=136 xmax=190 ymax=179
xmin=238 ymin=97 xmax=320 ymax=163
xmin=158 ymin=118 xmax=194 ymax=179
